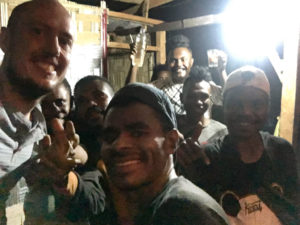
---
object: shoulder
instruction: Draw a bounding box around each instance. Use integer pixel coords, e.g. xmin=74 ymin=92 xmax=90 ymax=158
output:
xmin=261 ymin=132 xmax=294 ymax=155
xmin=209 ymin=120 xmax=227 ymax=130
xmin=152 ymin=177 xmax=229 ymax=225
xmin=203 ymin=120 xmax=228 ymax=141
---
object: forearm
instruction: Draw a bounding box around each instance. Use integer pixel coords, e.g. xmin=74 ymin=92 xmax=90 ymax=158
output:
xmin=64 ymin=169 xmax=106 ymax=221
xmin=125 ymin=64 xmax=139 ymax=85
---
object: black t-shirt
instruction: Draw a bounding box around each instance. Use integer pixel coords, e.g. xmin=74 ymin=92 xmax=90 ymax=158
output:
xmin=193 ymin=132 xmax=299 ymax=225
xmin=93 ymin=176 xmax=229 ymax=225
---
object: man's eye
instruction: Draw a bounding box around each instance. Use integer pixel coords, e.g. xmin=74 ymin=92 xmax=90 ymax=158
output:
xmin=76 ymin=97 xmax=88 ymax=105
xmin=252 ymin=100 xmax=265 ymax=110
xmin=102 ymin=128 xmax=120 ymax=144
xmin=54 ymin=99 xmax=64 ymax=107
xmin=95 ymin=92 xmax=107 ymax=100
xmin=130 ymin=130 xmax=145 ymax=138
xmin=59 ymin=36 xmax=73 ymax=50
xmin=32 ymin=27 xmax=42 ymax=35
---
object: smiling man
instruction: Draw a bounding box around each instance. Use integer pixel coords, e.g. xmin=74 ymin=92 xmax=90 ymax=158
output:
xmin=179 ymin=66 xmax=299 ymax=225
xmin=178 ymin=66 xmax=227 ymax=142
xmin=99 ymin=83 xmax=229 ymax=225
xmin=160 ymin=35 xmax=194 ymax=115
xmin=41 ymin=79 xmax=72 ymax=134
xmin=0 ymin=0 xmax=75 ymax=223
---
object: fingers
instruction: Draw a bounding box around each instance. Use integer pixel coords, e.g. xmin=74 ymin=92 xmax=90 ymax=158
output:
xmin=186 ymin=139 xmax=210 ymax=165
xmin=40 ymin=135 xmax=51 ymax=150
xmin=176 ymin=141 xmax=192 ymax=167
xmin=176 ymin=138 xmax=210 ymax=168
xmin=129 ymin=43 xmax=137 ymax=57
xmin=191 ymin=122 xmax=203 ymax=142
xmin=51 ymin=118 xmax=69 ymax=152
xmin=34 ymin=156 xmax=69 ymax=183
xmin=65 ymin=120 xmax=79 ymax=148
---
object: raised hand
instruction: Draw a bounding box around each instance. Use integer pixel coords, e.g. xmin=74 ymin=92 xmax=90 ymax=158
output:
xmin=25 ymin=119 xmax=87 ymax=187
xmin=176 ymin=122 xmax=210 ymax=181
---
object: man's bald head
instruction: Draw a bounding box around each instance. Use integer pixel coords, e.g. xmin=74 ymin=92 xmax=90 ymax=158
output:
xmin=8 ymin=0 xmax=71 ymax=32
xmin=0 ymin=0 xmax=74 ymax=100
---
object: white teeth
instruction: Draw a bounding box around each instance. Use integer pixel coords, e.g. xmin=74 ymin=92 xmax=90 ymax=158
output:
xmin=37 ymin=62 xmax=55 ymax=73
xmin=116 ymin=160 xmax=140 ymax=167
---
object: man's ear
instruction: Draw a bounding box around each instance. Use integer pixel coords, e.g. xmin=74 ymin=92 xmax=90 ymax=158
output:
xmin=0 ymin=27 xmax=9 ymax=53
xmin=190 ymin=57 xmax=194 ymax=67
xmin=163 ymin=129 xmax=180 ymax=155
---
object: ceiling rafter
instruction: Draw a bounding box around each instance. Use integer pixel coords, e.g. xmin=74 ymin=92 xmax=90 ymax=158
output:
xmin=112 ymin=0 xmax=144 ymax=4
xmin=123 ymin=0 xmax=174 ymax=14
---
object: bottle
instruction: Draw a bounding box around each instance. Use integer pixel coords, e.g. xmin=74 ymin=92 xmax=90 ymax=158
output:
xmin=133 ymin=27 xmax=147 ymax=67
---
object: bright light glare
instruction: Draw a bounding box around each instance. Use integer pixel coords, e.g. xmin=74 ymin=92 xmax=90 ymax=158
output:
xmin=222 ymin=0 xmax=300 ymax=60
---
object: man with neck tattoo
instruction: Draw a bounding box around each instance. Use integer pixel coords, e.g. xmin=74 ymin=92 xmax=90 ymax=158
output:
xmin=97 ymin=83 xmax=229 ymax=225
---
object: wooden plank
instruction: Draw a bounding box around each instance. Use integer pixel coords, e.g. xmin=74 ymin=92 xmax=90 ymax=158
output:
xmin=122 ymin=4 xmax=140 ymax=14
xmin=108 ymin=10 xmax=163 ymax=25
xmin=113 ymin=0 xmax=143 ymax=3
xmin=267 ymin=49 xmax=284 ymax=82
xmin=123 ymin=0 xmax=174 ymax=14
xmin=291 ymin=30 xmax=300 ymax=151
xmin=108 ymin=41 xmax=159 ymax=51
xmin=279 ymin=26 xmax=300 ymax=144
xmin=148 ymin=14 xmax=223 ymax=32
xmin=155 ymin=31 xmax=166 ymax=64
xmin=142 ymin=0 xmax=149 ymax=18
xmin=149 ymin=0 xmax=173 ymax=8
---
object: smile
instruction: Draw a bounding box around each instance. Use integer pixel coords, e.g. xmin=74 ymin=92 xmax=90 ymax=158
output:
xmin=115 ymin=160 xmax=141 ymax=167
xmin=175 ymin=68 xmax=186 ymax=72
xmin=36 ymin=62 xmax=57 ymax=75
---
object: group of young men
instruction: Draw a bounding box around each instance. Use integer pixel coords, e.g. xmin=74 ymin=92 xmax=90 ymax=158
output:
xmin=0 ymin=0 xmax=298 ymax=225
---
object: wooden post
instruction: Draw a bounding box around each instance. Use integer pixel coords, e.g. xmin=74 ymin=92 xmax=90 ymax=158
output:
xmin=155 ymin=31 xmax=166 ymax=64
xmin=291 ymin=29 xmax=300 ymax=173
xmin=279 ymin=26 xmax=300 ymax=145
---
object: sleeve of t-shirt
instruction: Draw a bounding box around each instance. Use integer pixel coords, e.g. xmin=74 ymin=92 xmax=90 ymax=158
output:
xmin=152 ymin=197 xmax=229 ymax=225
xmin=66 ymin=169 xmax=106 ymax=222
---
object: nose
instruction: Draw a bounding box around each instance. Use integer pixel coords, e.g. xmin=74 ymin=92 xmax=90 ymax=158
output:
xmin=52 ymin=102 xmax=61 ymax=112
xmin=174 ymin=58 xmax=183 ymax=67
xmin=88 ymin=99 xmax=98 ymax=107
xmin=239 ymin=103 xmax=253 ymax=116
xmin=45 ymin=34 xmax=61 ymax=57
xmin=112 ymin=131 xmax=133 ymax=151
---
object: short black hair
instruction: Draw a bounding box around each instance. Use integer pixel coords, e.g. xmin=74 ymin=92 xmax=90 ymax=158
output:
xmin=167 ymin=34 xmax=192 ymax=53
xmin=183 ymin=66 xmax=212 ymax=93
xmin=151 ymin=64 xmax=169 ymax=82
xmin=74 ymin=75 xmax=114 ymax=97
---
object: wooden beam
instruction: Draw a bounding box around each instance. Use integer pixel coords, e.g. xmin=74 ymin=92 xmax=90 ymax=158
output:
xmin=123 ymin=0 xmax=174 ymax=14
xmin=148 ymin=14 xmax=223 ymax=32
xmin=267 ymin=49 xmax=284 ymax=82
xmin=108 ymin=41 xmax=159 ymax=51
xmin=155 ymin=31 xmax=166 ymax=64
xmin=108 ymin=10 xmax=163 ymax=25
xmin=149 ymin=0 xmax=173 ymax=8
xmin=142 ymin=0 xmax=149 ymax=18
xmin=279 ymin=25 xmax=300 ymax=144
xmin=113 ymin=0 xmax=143 ymax=3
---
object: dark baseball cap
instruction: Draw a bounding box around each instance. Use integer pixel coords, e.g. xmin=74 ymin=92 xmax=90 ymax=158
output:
xmin=104 ymin=83 xmax=177 ymax=129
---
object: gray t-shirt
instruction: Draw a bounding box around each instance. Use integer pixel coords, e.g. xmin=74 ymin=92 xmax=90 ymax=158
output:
xmin=0 ymin=102 xmax=46 ymax=224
